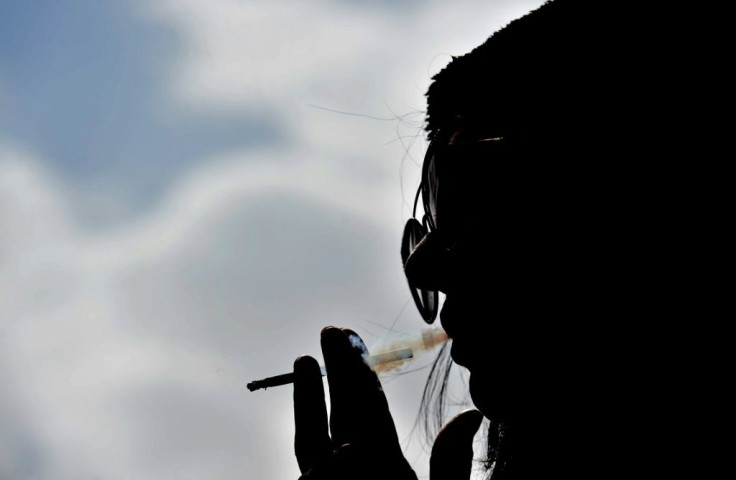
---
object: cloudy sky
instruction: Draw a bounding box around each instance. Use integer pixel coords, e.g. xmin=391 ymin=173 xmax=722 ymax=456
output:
xmin=0 ymin=1 xmax=546 ymax=479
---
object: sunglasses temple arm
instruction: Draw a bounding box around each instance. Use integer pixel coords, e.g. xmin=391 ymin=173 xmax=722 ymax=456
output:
xmin=412 ymin=184 xmax=422 ymax=218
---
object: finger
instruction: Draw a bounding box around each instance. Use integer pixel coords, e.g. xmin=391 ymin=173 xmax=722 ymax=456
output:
xmin=321 ymin=327 xmax=401 ymax=452
xmin=298 ymin=443 xmax=418 ymax=480
xmin=294 ymin=355 xmax=331 ymax=474
xmin=430 ymin=409 xmax=484 ymax=480
xmin=341 ymin=327 xmax=405 ymax=454
xmin=297 ymin=443 xmax=353 ymax=480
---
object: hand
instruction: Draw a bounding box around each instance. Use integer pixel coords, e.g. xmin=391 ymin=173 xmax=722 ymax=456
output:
xmin=293 ymin=326 xmax=417 ymax=480
xmin=429 ymin=409 xmax=484 ymax=480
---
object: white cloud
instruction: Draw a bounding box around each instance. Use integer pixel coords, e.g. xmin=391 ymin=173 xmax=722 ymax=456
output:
xmin=141 ymin=0 xmax=546 ymax=118
xmin=142 ymin=0 xmax=376 ymax=112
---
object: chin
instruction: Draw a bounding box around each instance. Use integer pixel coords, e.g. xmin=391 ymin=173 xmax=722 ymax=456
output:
xmin=467 ymin=367 xmax=519 ymax=423
xmin=468 ymin=370 xmax=497 ymax=419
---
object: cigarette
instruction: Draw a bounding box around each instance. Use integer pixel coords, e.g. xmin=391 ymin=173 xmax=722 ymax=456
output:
xmin=247 ymin=347 xmax=414 ymax=392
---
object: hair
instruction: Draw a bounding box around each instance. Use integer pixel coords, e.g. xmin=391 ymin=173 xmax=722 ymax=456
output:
xmin=414 ymin=341 xmax=453 ymax=450
xmin=417 ymin=346 xmax=509 ymax=480
xmin=424 ymin=0 xmax=620 ymax=151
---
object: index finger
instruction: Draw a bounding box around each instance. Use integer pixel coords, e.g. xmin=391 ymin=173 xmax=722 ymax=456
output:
xmin=293 ymin=355 xmax=331 ymax=474
xmin=321 ymin=327 xmax=402 ymax=453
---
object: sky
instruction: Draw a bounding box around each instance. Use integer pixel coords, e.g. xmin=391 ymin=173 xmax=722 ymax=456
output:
xmin=0 ymin=1 xmax=546 ymax=479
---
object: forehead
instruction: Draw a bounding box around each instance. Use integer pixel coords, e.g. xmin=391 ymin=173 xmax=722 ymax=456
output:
xmin=424 ymin=136 xmax=509 ymax=206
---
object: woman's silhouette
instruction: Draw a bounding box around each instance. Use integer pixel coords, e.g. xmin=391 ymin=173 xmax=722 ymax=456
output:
xmin=290 ymin=1 xmax=702 ymax=478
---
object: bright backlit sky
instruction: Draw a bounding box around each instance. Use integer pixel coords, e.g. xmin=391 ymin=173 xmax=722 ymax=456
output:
xmin=0 ymin=1 xmax=546 ymax=479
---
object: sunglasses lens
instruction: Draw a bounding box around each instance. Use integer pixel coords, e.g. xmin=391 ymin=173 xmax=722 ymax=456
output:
xmin=401 ymin=218 xmax=424 ymax=264
xmin=401 ymin=218 xmax=439 ymax=323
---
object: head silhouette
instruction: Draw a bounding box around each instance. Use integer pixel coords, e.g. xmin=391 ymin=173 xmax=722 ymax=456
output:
xmin=403 ymin=1 xmax=681 ymax=476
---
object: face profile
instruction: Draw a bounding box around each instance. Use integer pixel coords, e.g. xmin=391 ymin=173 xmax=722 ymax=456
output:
xmin=403 ymin=130 xmax=541 ymax=423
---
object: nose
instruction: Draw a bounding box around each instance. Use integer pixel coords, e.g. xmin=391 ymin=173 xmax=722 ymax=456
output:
xmin=403 ymin=231 xmax=455 ymax=293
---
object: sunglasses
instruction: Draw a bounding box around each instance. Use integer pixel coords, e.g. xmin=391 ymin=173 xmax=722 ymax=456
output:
xmin=401 ymin=137 xmax=505 ymax=323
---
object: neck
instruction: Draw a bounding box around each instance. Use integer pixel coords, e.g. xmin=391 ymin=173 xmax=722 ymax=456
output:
xmin=487 ymin=411 xmax=588 ymax=480
xmin=488 ymin=421 xmax=548 ymax=480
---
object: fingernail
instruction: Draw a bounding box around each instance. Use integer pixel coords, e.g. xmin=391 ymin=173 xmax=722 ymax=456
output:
xmin=343 ymin=329 xmax=369 ymax=356
xmin=320 ymin=325 xmax=337 ymax=335
xmin=320 ymin=327 xmax=367 ymax=376
xmin=320 ymin=327 xmax=350 ymax=358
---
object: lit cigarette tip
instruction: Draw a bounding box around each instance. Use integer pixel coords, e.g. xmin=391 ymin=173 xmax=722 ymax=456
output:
xmin=247 ymin=347 xmax=413 ymax=392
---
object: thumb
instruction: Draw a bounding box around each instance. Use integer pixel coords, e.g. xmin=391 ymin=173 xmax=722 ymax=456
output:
xmin=430 ymin=409 xmax=484 ymax=480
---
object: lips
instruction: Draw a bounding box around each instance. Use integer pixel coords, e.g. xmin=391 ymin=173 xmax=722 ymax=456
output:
xmin=438 ymin=297 xmax=456 ymax=337
xmin=449 ymin=341 xmax=472 ymax=369
xmin=440 ymin=297 xmax=476 ymax=370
